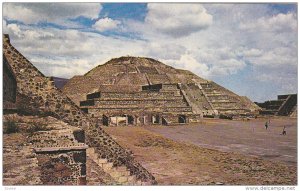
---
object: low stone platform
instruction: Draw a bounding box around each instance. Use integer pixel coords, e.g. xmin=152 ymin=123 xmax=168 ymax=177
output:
xmin=80 ymin=83 xmax=200 ymax=126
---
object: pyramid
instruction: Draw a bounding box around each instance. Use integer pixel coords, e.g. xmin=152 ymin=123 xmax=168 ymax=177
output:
xmin=63 ymin=56 xmax=260 ymax=125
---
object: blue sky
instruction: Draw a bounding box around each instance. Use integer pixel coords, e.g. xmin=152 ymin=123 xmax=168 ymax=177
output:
xmin=3 ymin=3 xmax=298 ymax=102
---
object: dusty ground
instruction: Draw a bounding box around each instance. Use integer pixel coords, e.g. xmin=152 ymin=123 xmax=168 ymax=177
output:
xmin=104 ymin=117 xmax=297 ymax=185
xmin=145 ymin=116 xmax=297 ymax=165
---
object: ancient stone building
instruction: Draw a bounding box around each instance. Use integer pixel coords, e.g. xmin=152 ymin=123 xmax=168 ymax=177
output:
xmin=63 ymin=56 xmax=260 ymax=125
xmin=3 ymin=34 xmax=156 ymax=185
xmin=256 ymin=94 xmax=297 ymax=116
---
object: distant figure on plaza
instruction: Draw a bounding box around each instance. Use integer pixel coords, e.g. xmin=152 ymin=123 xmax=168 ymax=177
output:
xmin=265 ymin=121 xmax=268 ymax=130
xmin=281 ymin=126 xmax=286 ymax=135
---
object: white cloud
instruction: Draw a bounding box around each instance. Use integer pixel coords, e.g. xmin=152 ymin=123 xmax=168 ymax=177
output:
xmin=3 ymin=3 xmax=297 ymax=102
xmin=3 ymin=22 xmax=23 ymax=38
xmin=3 ymin=3 xmax=102 ymax=25
xmin=168 ymin=54 xmax=210 ymax=77
xmin=5 ymin=24 xmax=148 ymax=78
xmin=145 ymin=4 xmax=213 ymax=37
xmin=210 ymin=59 xmax=246 ymax=76
xmin=146 ymin=43 xmax=186 ymax=60
xmin=240 ymin=12 xmax=297 ymax=33
xmin=240 ymin=48 xmax=263 ymax=57
xmin=92 ymin=17 xmax=121 ymax=32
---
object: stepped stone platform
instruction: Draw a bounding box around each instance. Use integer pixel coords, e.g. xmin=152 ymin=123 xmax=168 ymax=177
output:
xmin=63 ymin=56 xmax=260 ymax=122
xmin=255 ymin=94 xmax=297 ymax=116
xmin=80 ymin=83 xmax=199 ymax=126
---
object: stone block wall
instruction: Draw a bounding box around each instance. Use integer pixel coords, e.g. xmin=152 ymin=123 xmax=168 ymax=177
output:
xmin=27 ymin=117 xmax=88 ymax=185
xmin=36 ymin=150 xmax=86 ymax=185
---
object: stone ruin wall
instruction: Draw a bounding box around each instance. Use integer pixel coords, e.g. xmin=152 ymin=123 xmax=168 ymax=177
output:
xmin=35 ymin=150 xmax=86 ymax=185
xmin=3 ymin=34 xmax=156 ymax=184
xmin=30 ymin=123 xmax=87 ymax=185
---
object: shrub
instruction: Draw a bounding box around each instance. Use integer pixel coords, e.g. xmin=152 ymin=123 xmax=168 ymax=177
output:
xmin=26 ymin=120 xmax=49 ymax=135
xmin=4 ymin=118 xmax=19 ymax=134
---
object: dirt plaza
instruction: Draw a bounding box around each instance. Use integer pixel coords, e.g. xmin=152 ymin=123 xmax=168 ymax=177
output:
xmin=105 ymin=116 xmax=297 ymax=185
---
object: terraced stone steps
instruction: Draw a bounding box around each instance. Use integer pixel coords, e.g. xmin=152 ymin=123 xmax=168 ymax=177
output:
xmin=86 ymin=156 xmax=117 ymax=185
xmin=93 ymin=99 xmax=188 ymax=105
xmin=86 ymin=147 xmax=145 ymax=185
xmin=87 ymin=96 xmax=184 ymax=101
xmin=88 ymin=106 xmax=193 ymax=113
xmin=87 ymin=91 xmax=181 ymax=99
xmin=210 ymin=100 xmax=237 ymax=103
xmin=82 ymin=102 xmax=189 ymax=109
xmin=199 ymin=82 xmax=249 ymax=114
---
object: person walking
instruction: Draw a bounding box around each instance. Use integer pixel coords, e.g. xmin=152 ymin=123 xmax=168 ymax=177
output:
xmin=281 ymin=126 xmax=286 ymax=135
xmin=265 ymin=121 xmax=268 ymax=130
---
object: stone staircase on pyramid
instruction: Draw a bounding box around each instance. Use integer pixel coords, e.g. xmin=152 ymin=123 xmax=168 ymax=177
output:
xmin=87 ymin=148 xmax=147 ymax=185
xmin=198 ymin=81 xmax=250 ymax=115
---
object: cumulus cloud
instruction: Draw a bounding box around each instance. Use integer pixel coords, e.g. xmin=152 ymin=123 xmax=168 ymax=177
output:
xmin=240 ymin=48 xmax=263 ymax=57
xmin=166 ymin=54 xmax=210 ymax=77
xmin=239 ymin=12 xmax=297 ymax=33
xmin=4 ymin=23 xmax=23 ymax=38
xmin=210 ymin=59 xmax=246 ymax=76
xmin=3 ymin=3 xmax=102 ymax=25
xmin=3 ymin=3 xmax=297 ymax=102
xmin=145 ymin=4 xmax=213 ymax=37
xmin=92 ymin=17 xmax=121 ymax=32
xmin=146 ymin=43 xmax=186 ymax=60
xmin=5 ymin=23 xmax=148 ymax=78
